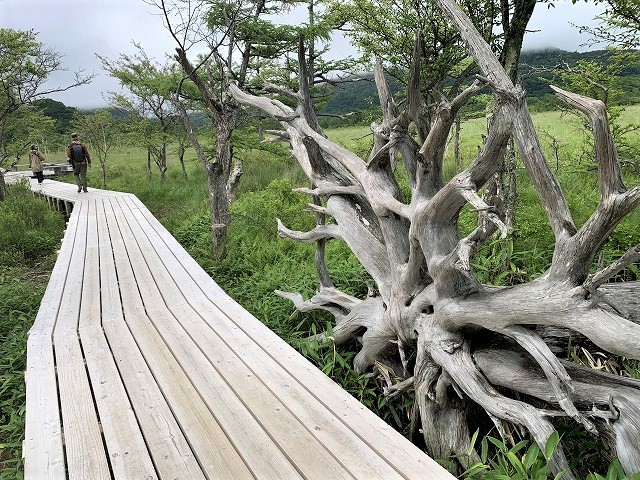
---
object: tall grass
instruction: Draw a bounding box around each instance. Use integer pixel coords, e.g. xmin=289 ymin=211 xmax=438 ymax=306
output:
xmin=0 ymin=182 xmax=65 ymax=479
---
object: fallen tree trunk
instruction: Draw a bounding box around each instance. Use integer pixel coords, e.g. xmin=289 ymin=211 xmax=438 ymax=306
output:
xmin=230 ymin=0 xmax=640 ymax=476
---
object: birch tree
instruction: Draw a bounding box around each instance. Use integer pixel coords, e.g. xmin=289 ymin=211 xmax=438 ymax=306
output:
xmin=231 ymin=0 xmax=640 ymax=476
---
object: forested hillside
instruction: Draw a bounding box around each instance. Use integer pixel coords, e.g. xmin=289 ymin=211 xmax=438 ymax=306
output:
xmin=320 ymin=48 xmax=640 ymax=122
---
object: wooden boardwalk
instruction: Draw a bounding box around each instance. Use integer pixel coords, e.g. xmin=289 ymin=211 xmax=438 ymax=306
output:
xmin=22 ymin=179 xmax=453 ymax=479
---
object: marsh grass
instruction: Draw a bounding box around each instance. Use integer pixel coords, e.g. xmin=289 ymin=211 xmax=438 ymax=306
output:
xmin=2 ymin=104 xmax=640 ymax=478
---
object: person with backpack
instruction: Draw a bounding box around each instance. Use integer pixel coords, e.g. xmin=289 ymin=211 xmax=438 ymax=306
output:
xmin=28 ymin=145 xmax=46 ymax=184
xmin=66 ymin=133 xmax=91 ymax=192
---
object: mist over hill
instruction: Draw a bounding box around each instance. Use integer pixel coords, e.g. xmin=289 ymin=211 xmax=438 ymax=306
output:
xmin=319 ymin=48 xmax=640 ymax=121
xmin=37 ymin=48 xmax=639 ymax=131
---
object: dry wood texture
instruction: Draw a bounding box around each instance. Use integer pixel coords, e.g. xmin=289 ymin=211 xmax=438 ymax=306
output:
xmin=230 ymin=0 xmax=640 ymax=476
xmin=23 ymin=178 xmax=451 ymax=479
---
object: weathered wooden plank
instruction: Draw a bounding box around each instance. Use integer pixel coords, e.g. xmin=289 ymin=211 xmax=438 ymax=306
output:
xmin=79 ymin=198 xmax=158 ymax=479
xmin=121 ymin=193 xmax=141 ymax=211
xmin=24 ymin=203 xmax=84 ymax=480
xmin=127 ymin=193 xmax=146 ymax=210
xmin=52 ymin=201 xmax=111 ymax=480
xmin=24 ymin=333 xmax=66 ymax=480
xmin=108 ymin=199 xmax=253 ymax=479
xmin=54 ymin=334 xmax=111 ymax=480
xmin=113 ymin=195 xmax=131 ymax=211
xmin=136 ymin=206 xmax=454 ymax=479
xmin=28 ymin=204 xmax=81 ymax=336
xmin=79 ymin=199 xmax=100 ymax=330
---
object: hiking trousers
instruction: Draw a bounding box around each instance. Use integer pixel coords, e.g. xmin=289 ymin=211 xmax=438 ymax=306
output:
xmin=73 ymin=162 xmax=88 ymax=191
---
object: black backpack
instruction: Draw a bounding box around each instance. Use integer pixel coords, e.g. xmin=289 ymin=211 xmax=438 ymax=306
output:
xmin=70 ymin=144 xmax=86 ymax=163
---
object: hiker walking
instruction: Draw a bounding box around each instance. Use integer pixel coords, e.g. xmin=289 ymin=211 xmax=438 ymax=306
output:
xmin=28 ymin=145 xmax=46 ymax=184
xmin=67 ymin=133 xmax=91 ymax=193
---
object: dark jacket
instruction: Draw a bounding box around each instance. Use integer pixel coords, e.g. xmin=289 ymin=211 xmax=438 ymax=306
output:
xmin=66 ymin=141 xmax=91 ymax=165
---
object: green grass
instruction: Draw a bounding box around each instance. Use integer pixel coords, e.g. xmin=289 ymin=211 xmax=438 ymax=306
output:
xmin=2 ymin=102 xmax=640 ymax=478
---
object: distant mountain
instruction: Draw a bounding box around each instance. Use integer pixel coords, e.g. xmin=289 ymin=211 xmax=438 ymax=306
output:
xmin=519 ymin=48 xmax=640 ymax=98
xmin=319 ymin=48 xmax=640 ymax=122
xmin=32 ymin=98 xmax=77 ymax=134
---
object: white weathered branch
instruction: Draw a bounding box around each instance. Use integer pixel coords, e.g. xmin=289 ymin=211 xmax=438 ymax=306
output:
xmin=460 ymin=189 xmax=508 ymax=238
xmin=230 ymin=84 xmax=293 ymax=119
xmin=304 ymin=203 xmax=329 ymax=215
xmin=501 ymin=325 xmax=596 ymax=434
xmin=293 ymin=185 xmax=364 ymax=197
xmin=450 ymin=79 xmax=485 ymax=112
xmin=374 ymin=59 xmax=400 ymax=122
xmin=445 ymin=284 xmax=640 ymax=361
xmin=261 ymin=82 xmax=299 ymax=101
xmin=584 ymin=243 xmax=640 ymax=292
xmin=619 ymin=184 xmax=640 ymax=212
xmin=435 ymin=2 xmax=511 ymax=92
xmin=263 ymin=130 xmax=290 ymax=142
xmin=385 ymin=376 xmax=414 ymax=400
xmin=276 ymin=218 xmax=343 ymax=243
xmin=550 ymin=85 xmax=624 ymax=199
xmin=275 ymin=287 xmax=361 ymax=319
xmin=405 ymin=34 xmax=424 ymax=123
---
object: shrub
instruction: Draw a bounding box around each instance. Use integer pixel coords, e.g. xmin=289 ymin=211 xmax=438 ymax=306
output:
xmin=0 ymin=182 xmax=65 ymax=266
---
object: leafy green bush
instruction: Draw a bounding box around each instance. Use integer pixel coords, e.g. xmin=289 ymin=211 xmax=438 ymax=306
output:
xmin=0 ymin=182 xmax=65 ymax=266
xmin=452 ymin=432 xmax=640 ymax=479
xmin=455 ymin=431 xmax=561 ymax=480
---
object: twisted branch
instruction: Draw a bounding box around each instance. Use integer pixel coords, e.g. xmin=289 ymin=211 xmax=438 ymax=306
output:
xmin=276 ymin=218 xmax=343 ymax=243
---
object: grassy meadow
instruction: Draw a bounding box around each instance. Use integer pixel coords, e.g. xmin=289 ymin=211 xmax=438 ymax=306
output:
xmin=2 ymin=103 xmax=640 ymax=478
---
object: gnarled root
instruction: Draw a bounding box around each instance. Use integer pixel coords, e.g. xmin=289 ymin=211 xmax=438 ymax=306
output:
xmin=422 ymin=326 xmax=575 ymax=478
xmin=414 ymin=343 xmax=480 ymax=472
xmin=475 ymin=345 xmax=640 ymax=476
xmin=278 ymin=288 xmax=399 ymax=373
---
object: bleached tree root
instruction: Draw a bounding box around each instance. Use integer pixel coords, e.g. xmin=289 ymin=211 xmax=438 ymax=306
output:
xmin=230 ymin=0 xmax=640 ymax=475
xmin=475 ymin=346 xmax=640 ymax=475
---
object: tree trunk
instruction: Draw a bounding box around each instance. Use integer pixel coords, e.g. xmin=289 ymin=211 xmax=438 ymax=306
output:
xmin=454 ymin=113 xmax=461 ymax=173
xmin=0 ymin=171 xmax=6 ymax=201
xmin=206 ymin=162 xmax=230 ymax=260
xmin=101 ymin=161 xmax=107 ymax=188
xmin=146 ymin=148 xmax=152 ymax=181
xmin=206 ymin=120 xmax=235 ymax=259
xmin=160 ymin=143 xmax=167 ymax=181
xmin=179 ymin=143 xmax=188 ymax=180
xmin=171 ymin=95 xmax=240 ymax=259
xmin=504 ymin=138 xmax=517 ymax=230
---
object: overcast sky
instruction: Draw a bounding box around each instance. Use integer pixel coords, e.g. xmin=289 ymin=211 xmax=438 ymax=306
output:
xmin=1 ymin=0 xmax=604 ymax=109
